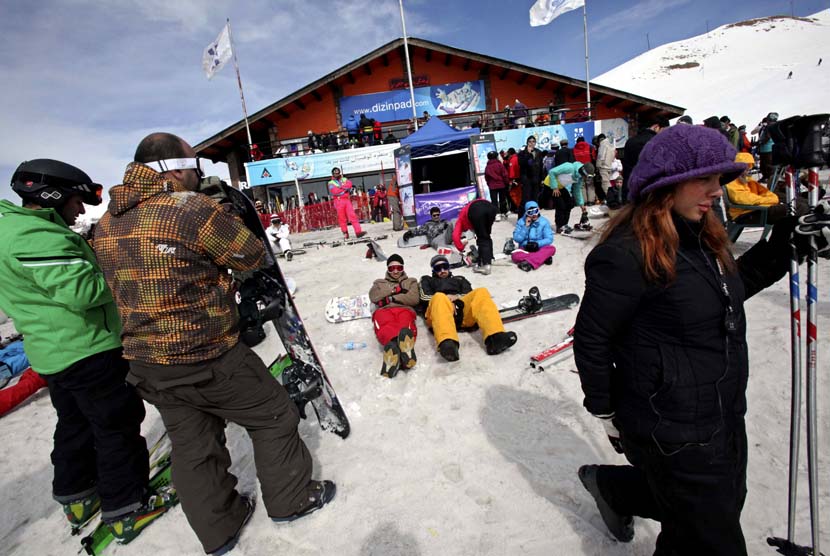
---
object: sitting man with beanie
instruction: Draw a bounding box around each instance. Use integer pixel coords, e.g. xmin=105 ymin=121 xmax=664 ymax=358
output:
xmin=368 ymin=254 xmax=419 ymax=378
xmin=511 ymin=201 xmax=556 ymax=271
xmin=419 ymin=254 xmax=517 ymax=362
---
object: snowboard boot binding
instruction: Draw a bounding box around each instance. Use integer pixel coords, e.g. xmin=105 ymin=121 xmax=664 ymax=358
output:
xmin=105 ymin=483 xmax=178 ymax=545
xmin=380 ymin=340 xmax=402 ymax=378
xmin=64 ymin=492 xmax=101 ymax=531
xmin=578 ymin=465 xmax=634 ymax=543
xmin=397 ymin=328 xmax=417 ymax=370
xmin=485 ymin=331 xmax=518 ymax=355
xmin=518 ymin=286 xmax=543 ymax=313
xmin=438 ymin=339 xmax=460 ymax=362
xmin=271 ymin=480 xmax=336 ymax=523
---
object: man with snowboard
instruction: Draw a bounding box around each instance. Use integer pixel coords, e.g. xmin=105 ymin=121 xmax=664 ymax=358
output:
xmin=94 ymin=132 xmax=335 ymax=555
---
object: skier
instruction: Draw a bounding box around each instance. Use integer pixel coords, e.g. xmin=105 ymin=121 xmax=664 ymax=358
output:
xmin=452 ymin=198 xmax=498 ymax=275
xmin=573 ymin=124 xmax=814 ymax=555
xmin=94 ymin=133 xmax=335 ymax=555
xmin=418 ymin=255 xmax=517 ymax=362
xmin=402 ymin=206 xmax=453 ymax=248
xmin=328 ymin=167 xmax=366 ymax=240
xmin=545 ymin=161 xmax=596 ymax=234
xmin=368 ymin=254 xmax=420 ymax=378
xmin=0 ymin=159 xmax=171 ymax=542
xmin=266 ymin=215 xmax=292 ymax=255
xmin=511 ymin=201 xmax=556 ymax=271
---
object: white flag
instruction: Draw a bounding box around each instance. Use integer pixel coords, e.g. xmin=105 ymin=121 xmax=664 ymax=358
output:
xmin=202 ymin=24 xmax=232 ymax=79
xmin=529 ymin=0 xmax=585 ymax=26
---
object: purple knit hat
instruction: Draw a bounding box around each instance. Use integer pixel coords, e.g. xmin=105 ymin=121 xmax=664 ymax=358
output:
xmin=628 ymin=124 xmax=746 ymax=202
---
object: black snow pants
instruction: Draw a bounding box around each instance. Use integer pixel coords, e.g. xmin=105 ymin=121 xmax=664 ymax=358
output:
xmin=553 ymin=189 xmax=575 ymax=230
xmin=45 ymin=348 xmax=149 ymax=517
xmin=594 ymin=422 xmax=748 ymax=556
xmin=468 ymin=200 xmax=497 ymax=266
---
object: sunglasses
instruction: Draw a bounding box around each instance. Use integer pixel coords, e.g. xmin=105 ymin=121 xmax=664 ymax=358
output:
xmin=432 ymin=263 xmax=450 ymax=272
xmin=387 ymin=264 xmax=404 ymax=272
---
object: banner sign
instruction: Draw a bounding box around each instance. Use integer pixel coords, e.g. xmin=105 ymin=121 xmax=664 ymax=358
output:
xmin=389 ymin=75 xmax=429 ymax=89
xmin=394 ymin=145 xmax=415 ymax=218
xmin=595 ymin=117 xmax=630 ymax=147
xmin=468 ymin=134 xmax=496 ymax=202
xmin=340 ymin=80 xmax=487 ymax=126
xmin=245 ymin=144 xmax=397 ymax=186
xmin=489 ymin=122 xmax=594 ymax=154
xmin=414 ymin=186 xmax=477 ymax=225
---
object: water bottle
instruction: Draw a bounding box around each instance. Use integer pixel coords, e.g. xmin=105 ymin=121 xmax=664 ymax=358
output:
xmin=341 ymin=341 xmax=367 ymax=351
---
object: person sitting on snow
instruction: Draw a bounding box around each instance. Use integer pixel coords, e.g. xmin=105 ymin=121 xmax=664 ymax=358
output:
xmin=402 ymin=206 xmax=453 ymax=248
xmin=546 ymin=161 xmax=596 ymax=234
xmin=725 ymin=152 xmax=808 ymax=224
xmin=511 ymin=201 xmax=556 ymax=272
xmin=266 ymin=215 xmax=292 ymax=255
xmin=368 ymin=254 xmax=420 ymax=378
xmin=418 ymin=254 xmax=517 ymax=362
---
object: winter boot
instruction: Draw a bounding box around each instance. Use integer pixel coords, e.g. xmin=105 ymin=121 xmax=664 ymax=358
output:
xmin=503 ymin=238 xmax=516 ymax=254
xmin=473 ymin=264 xmax=491 ymax=275
xmin=343 ymin=232 xmax=350 ymax=240
xmin=397 ymin=328 xmax=417 ymax=370
xmin=271 ymin=480 xmax=336 ymax=523
xmin=105 ymin=484 xmax=178 ymax=545
xmin=485 ymin=331 xmax=518 ymax=355
xmin=517 ymin=261 xmax=533 ymax=272
xmin=438 ymin=339 xmax=460 ymax=362
xmin=578 ymin=465 xmax=634 ymax=543
xmin=63 ymin=492 xmax=101 ymax=530
xmin=285 ymin=250 xmax=293 ymax=262
xmin=380 ymin=340 xmax=401 ymax=378
xmin=210 ymin=496 xmax=255 ymax=556
xmin=557 ymin=225 xmax=573 ymax=235
xmin=356 ymin=231 xmax=367 ymax=239
xmin=544 ymin=256 xmax=553 ymax=265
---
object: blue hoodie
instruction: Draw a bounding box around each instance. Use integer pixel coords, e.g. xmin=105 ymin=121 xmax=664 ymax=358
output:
xmin=346 ymin=115 xmax=359 ymax=134
xmin=512 ymin=201 xmax=554 ymax=247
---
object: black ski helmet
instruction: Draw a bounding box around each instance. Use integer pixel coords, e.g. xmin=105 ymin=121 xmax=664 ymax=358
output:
xmin=11 ymin=159 xmax=102 ymax=208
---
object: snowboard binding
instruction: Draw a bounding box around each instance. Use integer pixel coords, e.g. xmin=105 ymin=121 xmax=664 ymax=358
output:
xmin=517 ymin=286 xmax=543 ymax=314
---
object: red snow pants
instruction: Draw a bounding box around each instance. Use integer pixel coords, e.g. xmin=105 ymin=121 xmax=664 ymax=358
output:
xmin=372 ymin=307 xmax=418 ymax=346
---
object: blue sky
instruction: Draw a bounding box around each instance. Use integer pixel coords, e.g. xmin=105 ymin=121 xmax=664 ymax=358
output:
xmin=1 ymin=0 xmax=827 ymax=204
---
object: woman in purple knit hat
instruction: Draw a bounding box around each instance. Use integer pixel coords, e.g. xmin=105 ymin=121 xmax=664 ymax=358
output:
xmin=572 ymin=124 xmax=811 ymax=555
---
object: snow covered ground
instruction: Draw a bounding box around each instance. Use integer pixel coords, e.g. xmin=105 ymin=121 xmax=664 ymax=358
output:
xmin=1 ymin=211 xmax=828 ymax=556
xmin=595 ymin=10 xmax=830 ymax=130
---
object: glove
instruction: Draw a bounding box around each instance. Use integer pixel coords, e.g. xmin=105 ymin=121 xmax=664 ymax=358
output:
xmin=595 ymin=414 xmax=624 ymax=454
xmin=796 ymin=200 xmax=830 ymax=259
xmin=768 ymin=216 xmax=812 ymax=263
xmin=392 ymin=284 xmax=407 ymax=295
xmin=403 ymin=231 xmax=413 ymax=241
xmin=525 ymin=241 xmax=539 ymax=252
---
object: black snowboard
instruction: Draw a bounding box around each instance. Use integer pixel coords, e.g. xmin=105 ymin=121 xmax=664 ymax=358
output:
xmin=222 ymin=185 xmax=350 ymax=439
xmin=499 ymin=288 xmax=580 ymax=324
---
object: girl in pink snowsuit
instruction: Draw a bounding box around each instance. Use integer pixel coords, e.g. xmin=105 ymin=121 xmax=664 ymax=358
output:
xmin=327 ymin=167 xmax=365 ymax=239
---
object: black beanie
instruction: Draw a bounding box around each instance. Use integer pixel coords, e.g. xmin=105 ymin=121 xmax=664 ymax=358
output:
xmin=430 ymin=254 xmax=449 ymax=268
xmin=387 ymin=253 xmax=404 ymax=266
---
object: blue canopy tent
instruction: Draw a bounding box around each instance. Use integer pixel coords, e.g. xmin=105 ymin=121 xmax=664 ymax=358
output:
xmin=400 ymin=117 xmax=480 ymax=158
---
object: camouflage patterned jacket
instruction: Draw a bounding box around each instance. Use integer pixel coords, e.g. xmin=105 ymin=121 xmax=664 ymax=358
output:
xmin=94 ymin=163 xmax=265 ymax=365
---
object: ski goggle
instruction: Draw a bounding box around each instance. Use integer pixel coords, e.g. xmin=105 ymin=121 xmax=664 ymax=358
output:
xmin=387 ymin=264 xmax=404 ymax=272
xmin=144 ymin=158 xmax=207 ymax=178
xmin=525 ymin=207 xmax=540 ymax=216
xmin=432 ymin=262 xmax=450 ymax=272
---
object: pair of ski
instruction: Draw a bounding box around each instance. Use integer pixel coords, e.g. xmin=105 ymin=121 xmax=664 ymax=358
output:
xmin=529 ymin=327 xmax=575 ymax=372
xmin=767 ymin=114 xmax=827 ymax=556
xmin=75 ymin=433 xmax=175 ymax=555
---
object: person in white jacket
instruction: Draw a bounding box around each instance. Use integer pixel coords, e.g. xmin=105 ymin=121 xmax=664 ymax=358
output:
xmin=267 ymin=216 xmax=291 ymax=254
xmin=596 ymin=134 xmax=616 ymax=195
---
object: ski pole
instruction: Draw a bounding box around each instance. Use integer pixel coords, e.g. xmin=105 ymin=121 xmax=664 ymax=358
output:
xmin=805 ymin=166 xmax=821 ymax=555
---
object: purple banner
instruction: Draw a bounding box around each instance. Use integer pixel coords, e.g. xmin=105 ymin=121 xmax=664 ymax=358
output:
xmin=414 ymin=186 xmax=477 ymax=225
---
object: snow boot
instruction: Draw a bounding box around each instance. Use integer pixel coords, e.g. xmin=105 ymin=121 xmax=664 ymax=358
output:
xmin=438 ymin=339 xmax=460 ymax=362
xmin=578 ymin=465 xmax=634 ymax=543
xmin=64 ymin=492 xmax=101 ymax=530
xmin=503 ymin=238 xmax=516 ymax=254
xmin=473 ymin=264 xmax=491 ymax=275
xmin=380 ymin=340 xmax=401 ymax=378
xmin=271 ymin=480 xmax=336 ymax=523
xmin=210 ymin=495 xmax=255 ymax=556
xmin=557 ymin=225 xmax=573 ymax=235
xmin=397 ymin=328 xmax=417 ymax=370
xmin=356 ymin=231 xmax=367 ymax=239
xmin=544 ymin=256 xmax=553 ymax=265
xmin=485 ymin=331 xmax=518 ymax=355
xmin=518 ymin=261 xmax=533 ymax=272
xmin=285 ymin=250 xmax=293 ymax=262
xmin=343 ymin=232 xmax=349 ymax=240
xmin=105 ymin=483 xmax=178 ymax=545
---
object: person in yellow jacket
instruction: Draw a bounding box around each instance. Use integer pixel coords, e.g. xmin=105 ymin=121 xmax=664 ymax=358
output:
xmin=725 ymin=152 xmax=807 ymax=224
xmin=418 ymin=255 xmax=517 ymax=362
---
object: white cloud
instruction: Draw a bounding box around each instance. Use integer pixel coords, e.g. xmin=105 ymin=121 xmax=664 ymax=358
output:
xmin=592 ymin=0 xmax=693 ymax=35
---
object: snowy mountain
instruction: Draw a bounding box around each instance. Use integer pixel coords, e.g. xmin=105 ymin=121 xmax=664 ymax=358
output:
xmin=595 ymin=10 xmax=830 ymax=129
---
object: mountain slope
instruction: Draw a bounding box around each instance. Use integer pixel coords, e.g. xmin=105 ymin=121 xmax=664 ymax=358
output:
xmin=595 ymin=10 xmax=830 ymax=128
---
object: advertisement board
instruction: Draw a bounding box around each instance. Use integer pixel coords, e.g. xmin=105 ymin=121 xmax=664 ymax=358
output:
xmin=414 ymin=186 xmax=477 ymax=225
xmin=468 ymin=134 xmax=497 ymax=201
xmin=394 ymin=145 xmax=415 ymax=219
xmin=340 ymin=80 xmax=486 ymax=126
xmin=489 ymin=122 xmax=594 ymax=153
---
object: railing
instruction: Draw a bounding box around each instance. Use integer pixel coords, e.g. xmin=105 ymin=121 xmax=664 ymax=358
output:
xmin=276 ymin=195 xmax=371 ymax=234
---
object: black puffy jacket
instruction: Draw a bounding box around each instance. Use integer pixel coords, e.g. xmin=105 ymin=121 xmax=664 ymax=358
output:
xmin=574 ymin=215 xmax=786 ymax=448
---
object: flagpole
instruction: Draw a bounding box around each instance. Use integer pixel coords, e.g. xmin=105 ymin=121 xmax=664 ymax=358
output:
xmin=582 ymin=2 xmax=591 ymax=120
xmin=226 ymin=18 xmax=254 ymax=152
xmin=398 ymin=0 xmax=419 ymax=131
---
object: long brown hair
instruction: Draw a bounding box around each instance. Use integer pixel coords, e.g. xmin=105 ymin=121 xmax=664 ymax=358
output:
xmin=599 ymin=189 xmax=735 ymax=283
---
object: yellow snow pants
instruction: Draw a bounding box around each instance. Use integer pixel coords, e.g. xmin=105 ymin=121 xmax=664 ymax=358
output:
xmin=425 ymin=289 xmax=505 ymax=347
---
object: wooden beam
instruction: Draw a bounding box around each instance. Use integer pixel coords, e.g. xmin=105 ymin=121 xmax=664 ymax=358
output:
xmin=363 ymin=63 xmax=372 ymax=76
xmin=346 ymin=71 xmax=355 ymax=84
xmin=444 ymin=53 xmax=452 ymax=66
xmin=311 ymin=90 xmax=322 ymax=102
xmin=463 ymin=58 xmax=471 ymax=71
xmin=479 ymin=64 xmax=490 ymax=77
xmin=277 ymin=109 xmax=290 ymax=119
xmin=425 ymin=49 xmax=432 ymax=62
xmin=569 ymin=88 xmax=584 ymax=99
xmin=382 ymin=53 xmax=389 ymax=67
xmin=517 ymin=73 xmax=528 ymax=85
xmin=294 ymin=99 xmax=306 ymax=110
xmin=499 ymin=67 xmax=509 ymax=80
xmin=592 ymin=93 xmax=605 ymax=102
xmin=605 ymin=97 xmax=624 ymax=108
xmin=555 ymin=83 xmax=567 ymax=94
xmin=535 ymin=76 xmax=546 ymax=90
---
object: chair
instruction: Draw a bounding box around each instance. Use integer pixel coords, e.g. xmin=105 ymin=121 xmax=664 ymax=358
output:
xmin=721 ymin=185 xmax=771 ymax=242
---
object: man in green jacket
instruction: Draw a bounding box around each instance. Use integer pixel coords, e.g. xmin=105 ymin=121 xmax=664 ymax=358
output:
xmin=0 ymin=159 xmax=174 ymax=543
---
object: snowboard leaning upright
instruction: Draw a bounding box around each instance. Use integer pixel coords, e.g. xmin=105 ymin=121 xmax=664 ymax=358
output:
xmin=222 ymin=185 xmax=350 ymax=438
